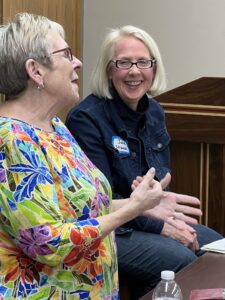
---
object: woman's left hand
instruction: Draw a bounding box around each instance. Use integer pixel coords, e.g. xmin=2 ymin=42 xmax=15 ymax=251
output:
xmin=161 ymin=220 xmax=199 ymax=252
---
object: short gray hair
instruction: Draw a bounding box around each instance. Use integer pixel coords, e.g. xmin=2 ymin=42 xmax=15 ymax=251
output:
xmin=0 ymin=12 xmax=65 ymax=99
xmin=90 ymin=25 xmax=167 ymax=98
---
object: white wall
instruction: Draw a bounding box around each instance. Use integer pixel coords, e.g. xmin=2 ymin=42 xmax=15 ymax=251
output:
xmin=82 ymin=0 xmax=225 ymax=98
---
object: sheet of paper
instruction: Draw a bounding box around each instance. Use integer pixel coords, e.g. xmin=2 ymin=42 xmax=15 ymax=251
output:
xmin=201 ymin=238 xmax=225 ymax=254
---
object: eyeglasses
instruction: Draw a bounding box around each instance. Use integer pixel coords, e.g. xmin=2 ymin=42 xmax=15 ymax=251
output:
xmin=111 ymin=59 xmax=156 ymax=69
xmin=51 ymin=47 xmax=73 ymax=62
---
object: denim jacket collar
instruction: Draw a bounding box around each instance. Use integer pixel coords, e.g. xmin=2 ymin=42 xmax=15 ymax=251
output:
xmin=105 ymin=87 xmax=151 ymax=137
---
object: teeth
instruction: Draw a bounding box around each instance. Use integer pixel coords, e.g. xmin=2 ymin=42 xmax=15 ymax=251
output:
xmin=126 ymin=81 xmax=141 ymax=86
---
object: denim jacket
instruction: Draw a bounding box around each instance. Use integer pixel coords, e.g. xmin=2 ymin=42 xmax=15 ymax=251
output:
xmin=66 ymin=91 xmax=171 ymax=234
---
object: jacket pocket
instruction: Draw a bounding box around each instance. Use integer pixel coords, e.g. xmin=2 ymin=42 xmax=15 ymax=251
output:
xmin=150 ymin=129 xmax=170 ymax=152
xmin=147 ymin=129 xmax=171 ymax=180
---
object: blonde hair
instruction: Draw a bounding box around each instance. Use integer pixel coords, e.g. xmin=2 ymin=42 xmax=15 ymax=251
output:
xmin=90 ymin=25 xmax=167 ymax=98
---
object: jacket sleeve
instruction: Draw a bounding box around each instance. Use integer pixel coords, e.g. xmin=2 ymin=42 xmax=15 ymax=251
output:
xmin=124 ymin=216 xmax=164 ymax=234
xmin=66 ymin=108 xmax=164 ymax=235
xmin=66 ymin=108 xmax=114 ymax=186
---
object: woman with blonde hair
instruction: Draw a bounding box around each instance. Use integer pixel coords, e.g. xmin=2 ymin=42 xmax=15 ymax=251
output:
xmin=66 ymin=25 xmax=222 ymax=299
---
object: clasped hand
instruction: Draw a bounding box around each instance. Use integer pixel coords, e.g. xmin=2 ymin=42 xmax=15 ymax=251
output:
xmin=161 ymin=220 xmax=199 ymax=251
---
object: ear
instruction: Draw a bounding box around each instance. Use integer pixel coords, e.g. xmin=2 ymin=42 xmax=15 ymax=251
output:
xmin=152 ymin=64 xmax=157 ymax=81
xmin=25 ymin=59 xmax=45 ymax=86
xmin=107 ymin=65 xmax=113 ymax=79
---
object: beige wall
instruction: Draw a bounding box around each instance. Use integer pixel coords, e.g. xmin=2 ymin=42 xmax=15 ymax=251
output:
xmin=82 ymin=0 xmax=225 ymax=97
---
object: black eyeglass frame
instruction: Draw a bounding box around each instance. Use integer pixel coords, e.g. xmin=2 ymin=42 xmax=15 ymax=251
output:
xmin=51 ymin=47 xmax=73 ymax=62
xmin=110 ymin=59 xmax=156 ymax=69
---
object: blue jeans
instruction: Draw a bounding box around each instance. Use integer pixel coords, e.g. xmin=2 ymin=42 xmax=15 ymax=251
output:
xmin=116 ymin=224 xmax=223 ymax=299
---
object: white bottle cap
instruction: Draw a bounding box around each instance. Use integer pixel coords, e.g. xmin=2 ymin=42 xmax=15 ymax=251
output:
xmin=161 ymin=270 xmax=175 ymax=280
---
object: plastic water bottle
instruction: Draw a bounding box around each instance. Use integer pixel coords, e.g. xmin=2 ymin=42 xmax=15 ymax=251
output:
xmin=152 ymin=270 xmax=183 ymax=300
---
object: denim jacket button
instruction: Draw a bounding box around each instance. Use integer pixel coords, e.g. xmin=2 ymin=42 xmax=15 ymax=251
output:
xmin=131 ymin=152 xmax=136 ymax=158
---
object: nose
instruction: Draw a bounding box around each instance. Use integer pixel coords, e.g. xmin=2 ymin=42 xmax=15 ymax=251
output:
xmin=72 ymin=56 xmax=83 ymax=69
xmin=129 ymin=63 xmax=140 ymax=73
xmin=130 ymin=62 xmax=139 ymax=68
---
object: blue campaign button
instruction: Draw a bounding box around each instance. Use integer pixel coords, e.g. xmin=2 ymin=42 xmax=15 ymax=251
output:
xmin=112 ymin=136 xmax=130 ymax=155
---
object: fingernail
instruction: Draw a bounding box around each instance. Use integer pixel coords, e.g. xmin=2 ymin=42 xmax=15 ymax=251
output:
xmin=150 ymin=167 xmax=155 ymax=173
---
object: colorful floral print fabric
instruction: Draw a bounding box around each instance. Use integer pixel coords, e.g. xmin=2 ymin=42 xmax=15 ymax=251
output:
xmin=0 ymin=116 xmax=119 ymax=299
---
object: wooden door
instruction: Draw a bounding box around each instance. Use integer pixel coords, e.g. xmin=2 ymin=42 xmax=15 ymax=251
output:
xmin=0 ymin=0 xmax=81 ymax=121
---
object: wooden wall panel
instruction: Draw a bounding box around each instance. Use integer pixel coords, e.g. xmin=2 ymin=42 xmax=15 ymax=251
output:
xmin=0 ymin=0 xmax=82 ymax=121
xmin=208 ymin=145 xmax=225 ymax=233
xmin=170 ymin=141 xmax=203 ymax=223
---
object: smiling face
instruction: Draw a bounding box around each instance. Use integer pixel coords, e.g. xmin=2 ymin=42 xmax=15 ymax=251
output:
xmin=43 ymin=31 xmax=82 ymax=109
xmin=108 ymin=36 xmax=155 ymax=110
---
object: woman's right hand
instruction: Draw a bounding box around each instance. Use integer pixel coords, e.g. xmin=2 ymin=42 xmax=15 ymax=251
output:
xmin=128 ymin=167 xmax=165 ymax=215
xmin=98 ymin=167 xmax=166 ymax=237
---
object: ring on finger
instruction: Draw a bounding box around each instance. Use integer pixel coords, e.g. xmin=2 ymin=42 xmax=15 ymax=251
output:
xmin=172 ymin=212 xmax=178 ymax=220
xmin=172 ymin=212 xmax=183 ymax=220
xmin=170 ymin=213 xmax=176 ymax=220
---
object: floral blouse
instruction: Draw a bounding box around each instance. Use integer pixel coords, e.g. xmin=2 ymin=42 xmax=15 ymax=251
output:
xmin=0 ymin=116 xmax=119 ymax=299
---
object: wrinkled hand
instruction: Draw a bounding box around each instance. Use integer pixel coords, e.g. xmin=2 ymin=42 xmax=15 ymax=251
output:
xmin=131 ymin=172 xmax=202 ymax=225
xmin=146 ymin=191 xmax=202 ymax=225
xmin=129 ymin=168 xmax=164 ymax=215
xmin=161 ymin=221 xmax=199 ymax=252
